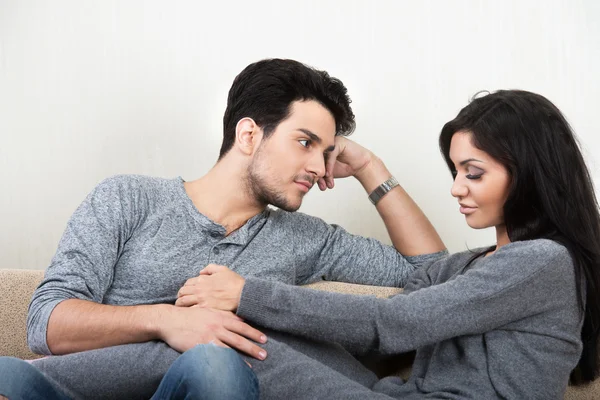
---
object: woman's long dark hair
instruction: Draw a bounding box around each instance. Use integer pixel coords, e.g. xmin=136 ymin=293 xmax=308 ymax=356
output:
xmin=439 ymin=90 xmax=600 ymax=384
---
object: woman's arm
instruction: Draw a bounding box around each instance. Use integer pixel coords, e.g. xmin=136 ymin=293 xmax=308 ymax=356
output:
xmin=237 ymin=239 xmax=575 ymax=355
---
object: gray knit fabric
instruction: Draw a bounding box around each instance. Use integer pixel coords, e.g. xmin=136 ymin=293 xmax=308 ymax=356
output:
xmin=25 ymin=175 xmax=443 ymax=399
xmin=238 ymin=239 xmax=584 ymax=399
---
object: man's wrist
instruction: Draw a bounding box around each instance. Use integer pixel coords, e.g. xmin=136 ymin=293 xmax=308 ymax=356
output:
xmin=354 ymin=156 xmax=393 ymax=193
xmin=148 ymin=303 xmax=172 ymax=340
xmin=368 ymin=176 xmax=399 ymax=205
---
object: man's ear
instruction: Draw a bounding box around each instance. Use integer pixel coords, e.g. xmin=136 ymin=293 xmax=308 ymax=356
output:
xmin=235 ymin=118 xmax=261 ymax=155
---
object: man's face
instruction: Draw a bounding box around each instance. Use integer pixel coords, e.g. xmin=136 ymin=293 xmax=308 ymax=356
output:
xmin=247 ymin=100 xmax=336 ymax=212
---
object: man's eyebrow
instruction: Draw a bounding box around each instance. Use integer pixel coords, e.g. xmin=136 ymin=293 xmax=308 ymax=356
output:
xmin=298 ymin=128 xmax=335 ymax=152
xmin=459 ymin=158 xmax=484 ymax=166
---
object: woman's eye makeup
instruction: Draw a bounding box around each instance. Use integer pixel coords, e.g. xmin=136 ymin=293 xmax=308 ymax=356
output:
xmin=466 ymin=166 xmax=484 ymax=179
xmin=451 ymin=166 xmax=484 ymax=180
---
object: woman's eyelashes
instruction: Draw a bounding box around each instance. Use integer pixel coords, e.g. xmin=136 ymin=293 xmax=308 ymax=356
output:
xmin=466 ymin=166 xmax=485 ymax=179
xmin=451 ymin=166 xmax=484 ymax=180
xmin=466 ymin=173 xmax=483 ymax=180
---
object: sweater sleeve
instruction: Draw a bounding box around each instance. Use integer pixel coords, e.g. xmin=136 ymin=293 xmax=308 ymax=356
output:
xmin=286 ymin=212 xmax=447 ymax=287
xmin=238 ymin=239 xmax=575 ymax=355
xmin=26 ymin=175 xmax=143 ymax=355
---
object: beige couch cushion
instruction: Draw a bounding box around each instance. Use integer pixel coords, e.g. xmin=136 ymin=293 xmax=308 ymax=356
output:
xmin=304 ymin=280 xmax=403 ymax=298
xmin=0 ymin=269 xmax=45 ymax=360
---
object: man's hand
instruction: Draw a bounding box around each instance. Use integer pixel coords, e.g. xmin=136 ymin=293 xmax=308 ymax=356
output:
xmin=157 ymin=305 xmax=267 ymax=360
xmin=176 ymin=264 xmax=245 ymax=311
xmin=317 ymin=136 xmax=376 ymax=191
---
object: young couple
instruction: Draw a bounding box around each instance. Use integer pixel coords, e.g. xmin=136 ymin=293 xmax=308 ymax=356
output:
xmin=1 ymin=58 xmax=598 ymax=400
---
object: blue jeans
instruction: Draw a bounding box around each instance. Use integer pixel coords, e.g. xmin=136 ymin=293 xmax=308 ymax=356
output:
xmin=0 ymin=345 xmax=258 ymax=400
xmin=151 ymin=344 xmax=259 ymax=400
xmin=0 ymin=357 xmax=71 ymax=400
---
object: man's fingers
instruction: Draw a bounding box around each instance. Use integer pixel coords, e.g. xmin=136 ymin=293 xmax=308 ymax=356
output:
xmin=210 ymin=339 xmax=229 ymax=349
xmin=324 ymin=145 xmax=342 ymax=188
xmin=200 ymin=264 xmax=228 ymax=276
xmin=326 ymin=175 xmax=335 ymax=189
xmin=225 ymin=318 xmax=267 ymax=344
xmin=215 ymin=309 xmax=244 ymax=321
xmin=177 ymin=285 xmax=196 ymax=298
xmin=175 ymin=295 xmax=199 ymax=307
xmin=317 ymin=177 xmax=327 ymax=191
xmin=183 ymin=277 xmax=200 ymax=287
xmin=218 ymin=329 xmax=267 ymax=361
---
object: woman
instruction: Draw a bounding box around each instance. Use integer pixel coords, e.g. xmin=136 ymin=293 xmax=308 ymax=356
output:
xmin=196 ymin=90 xmax=600 ymax=399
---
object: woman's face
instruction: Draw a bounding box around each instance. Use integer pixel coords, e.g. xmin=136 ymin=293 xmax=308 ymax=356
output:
xmin=449 ymin=131 xmax=511 ymax=233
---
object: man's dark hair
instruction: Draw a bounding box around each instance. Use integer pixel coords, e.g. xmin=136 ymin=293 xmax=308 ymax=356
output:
xmin=219 ymin=59 xmax=355 ymax=159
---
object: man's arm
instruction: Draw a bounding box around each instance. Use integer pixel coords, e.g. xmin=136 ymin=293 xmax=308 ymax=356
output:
xmin=321 ymin=137 xmax=445 ymax=256
xmin=353 ymin=155 xmax=445 ymax=256
xmin=289 ymin=137 xmax=446 ymax=286
xmin=46 ymin=299 xmax=159 ymax=354
xmin=47 ymin=299 xmax=266 ymax=358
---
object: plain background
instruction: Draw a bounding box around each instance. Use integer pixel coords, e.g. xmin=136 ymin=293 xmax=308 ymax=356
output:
xmin=1 ymin=0 xmax=598 ymax=270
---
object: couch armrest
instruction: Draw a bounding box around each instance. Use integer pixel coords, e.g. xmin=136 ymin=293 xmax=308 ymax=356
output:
xmin=0 ymin=269 xmax=45 ymax=359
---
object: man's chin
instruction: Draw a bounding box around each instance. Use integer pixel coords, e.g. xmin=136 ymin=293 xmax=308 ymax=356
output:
xmin=271 ymin=197 xmax=302 ymax=212
xmin=274 ymin=203 xmax=301 ymax=212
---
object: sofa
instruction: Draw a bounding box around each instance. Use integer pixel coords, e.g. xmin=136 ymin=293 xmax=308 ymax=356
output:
xmin=0 ymin=268 xmax=597 ymax=399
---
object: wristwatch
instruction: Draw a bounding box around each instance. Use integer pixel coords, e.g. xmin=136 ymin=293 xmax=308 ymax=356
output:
xmin=368 ymin=176 xmax=399 ymax=205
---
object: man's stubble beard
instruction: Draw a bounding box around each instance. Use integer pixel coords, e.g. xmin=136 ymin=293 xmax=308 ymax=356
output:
xmin=245 ymin=152 xmax=302 ymax=213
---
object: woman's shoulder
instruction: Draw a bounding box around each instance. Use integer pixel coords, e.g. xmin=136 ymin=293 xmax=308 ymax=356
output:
xmin=446 ymin=239 xmax=570 ymax=264
xmin=495 ymin=239 xmax=571 ymax=264
xmin=436 ymin=239 xmax=572 ymax=279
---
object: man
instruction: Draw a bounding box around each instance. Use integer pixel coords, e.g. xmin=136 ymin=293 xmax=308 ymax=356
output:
xmin=0 ymin=59 xmax=445 ymax=399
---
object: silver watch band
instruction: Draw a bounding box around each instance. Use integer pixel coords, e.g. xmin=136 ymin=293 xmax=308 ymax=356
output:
xmin=368 ymin=176 xmax=399 ymax=205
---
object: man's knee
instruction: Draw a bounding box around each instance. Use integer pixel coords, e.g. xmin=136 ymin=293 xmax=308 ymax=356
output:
xmin=0 ymin=357 xmax=37 ymax=384
xmin=177 ymin=343 xmax=245 ymax=380
xmin=0 ymin=357 xmax=40 ymax=398
xmin=168 ymin=344 xmax=258 ymax=398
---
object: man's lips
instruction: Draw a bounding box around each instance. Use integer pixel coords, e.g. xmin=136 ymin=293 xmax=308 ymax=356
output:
xmin=295 ymin=181 xmax=313 ymax=192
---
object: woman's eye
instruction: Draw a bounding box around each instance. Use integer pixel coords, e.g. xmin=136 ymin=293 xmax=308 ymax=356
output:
xmin=466 ymin=174 xmax=483 ymax=180
xmin=466 ymin=166 xmax=484 ymax=179
xmin=299 ymin=140 xmax=310 ymax=148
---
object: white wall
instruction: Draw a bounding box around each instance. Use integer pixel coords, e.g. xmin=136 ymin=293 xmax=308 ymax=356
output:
xmin=1 ymin=0 xmax=598 ymax=269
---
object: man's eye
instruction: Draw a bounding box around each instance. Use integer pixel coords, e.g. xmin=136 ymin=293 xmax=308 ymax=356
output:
xmin=299 ymin=140 xmax=310 ymax=148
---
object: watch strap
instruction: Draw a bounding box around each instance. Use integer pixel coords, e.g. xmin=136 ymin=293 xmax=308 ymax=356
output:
xmin=368 ymin=176 xmax=399 ymax=205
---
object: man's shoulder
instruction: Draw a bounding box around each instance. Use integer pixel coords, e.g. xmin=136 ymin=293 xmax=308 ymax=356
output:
xmin=97 ymin=174 xmax=178 ymax=189
xmin=93 ymin=174 xmax=181 ymax=198
xmin=266 ymin=208 xmax=333 ymax=231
